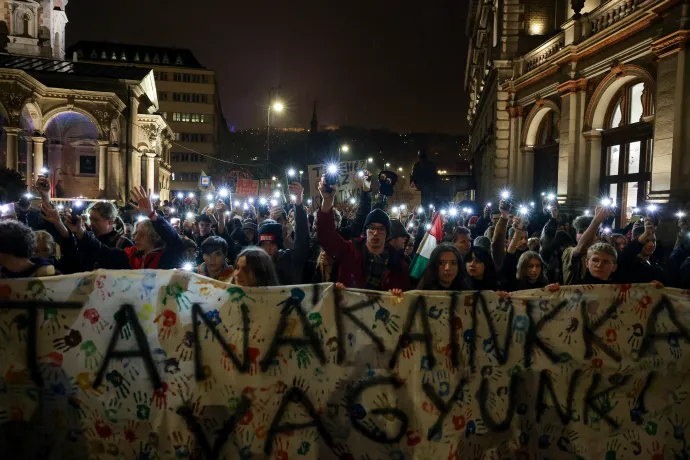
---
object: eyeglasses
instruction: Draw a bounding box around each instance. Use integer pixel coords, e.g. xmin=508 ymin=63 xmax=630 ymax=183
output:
xmin=366 ymin=226 xmax=386 ymax=234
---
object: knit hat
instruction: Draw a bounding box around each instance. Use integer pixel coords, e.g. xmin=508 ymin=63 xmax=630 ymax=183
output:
xmin=242 ymin=219 xmax=258 ymax=233
xmin=364 ymin=209 xmax=391 ymax=235
xmin=388 ymin=219 xmax=409 ymax=240
xmin=258 ymin=219 xmax=284 ymax=249
xmin=473 ymin=236 xmax=491 ymax=251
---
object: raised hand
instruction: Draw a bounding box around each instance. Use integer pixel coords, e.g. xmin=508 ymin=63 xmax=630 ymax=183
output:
xmin=288 ymin=181 xmax=304 ymax=205
xmin=40 ymin=202 xmax=68 ymax=238
xmin=64 ymin=209 xmax=85 ymax=239
xmin=318 ymin=175 xmax=337 ymax=212
xmin=130 ymin=186 xmax=156 ymax=220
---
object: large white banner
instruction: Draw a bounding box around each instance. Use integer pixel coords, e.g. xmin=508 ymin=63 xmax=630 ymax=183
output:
xmin=1 ymin=271 xmax=690 ymax=459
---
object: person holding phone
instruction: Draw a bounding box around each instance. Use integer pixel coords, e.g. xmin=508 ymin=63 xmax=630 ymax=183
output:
xmin=0 ymin=219 xmax=57 ymax=278
xmin=67 ymin=187 xmax=184 ymax=270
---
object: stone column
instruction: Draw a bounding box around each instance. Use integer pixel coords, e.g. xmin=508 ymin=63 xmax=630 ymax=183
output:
xmin=129 ymin=94 xmax=140 ymax=197
xmin=98 ymin=141 xmax=108 ymax=198
xmin=5 ymin=128 xmax=20 ymax=170
xmin=557 ymin=78 xmax=589 ymax=205
xmin=146 ymin=154 xmax=156 ymax=194
xmin=107 ymin=146 xmax=122 ymax=200
xmin=521 ymin=146 xmax=535 ymax=197
xmin=131 ymin=152 xmax=142 ymax=190
xmin=493 ymin=87 xmax=511 ymax=191
xmin=25 ymin=137 xmax=33 ymax=187
xmin=32 ymin=136 xmax=46 ymax=184
xmin=582 ymin=130 xmax=602 ymax=201
xmin=507 ymin=105 xmax=523 ymax=193
xmin=651 ymin=31 xmax=690 ymax=203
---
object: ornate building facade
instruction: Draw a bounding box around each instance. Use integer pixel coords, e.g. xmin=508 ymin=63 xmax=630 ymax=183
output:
xmin=0 ymin=0 xmax=174 ymax=202
xmin=466 ymin=0 xmax=690 ymax=228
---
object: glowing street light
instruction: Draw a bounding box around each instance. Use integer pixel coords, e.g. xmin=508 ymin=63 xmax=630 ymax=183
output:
xmin=385 ymin=163 xmax=391 ymax=167
xmin=272 ymin=101 xmax=284 ymax=112
xmin=368 ymin=157 xmax=373 ymax=163
xmin=287 ymin=168 xmax=296 ymax=177
xmin=340 ymin=144 xmax=349 ymax=153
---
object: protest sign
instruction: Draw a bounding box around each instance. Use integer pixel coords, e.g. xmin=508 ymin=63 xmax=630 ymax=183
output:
xmin=308 ymin=159 xmax=367 ymax=207
xmin=235 ymin=179 xmax=259 ymax=198
xmin=1 ymin=272 xmax=690 ymax=459
xmin=390 ymin=174 xmax=422 ymax=211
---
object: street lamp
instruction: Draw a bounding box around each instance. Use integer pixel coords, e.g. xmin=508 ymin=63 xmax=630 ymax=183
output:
xmin=266 ymin=87 xmax=284 ymax=180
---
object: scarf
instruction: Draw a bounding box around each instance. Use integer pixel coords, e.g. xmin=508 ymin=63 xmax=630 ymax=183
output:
xmin=363 ymin=246 xmax=390 ymax=291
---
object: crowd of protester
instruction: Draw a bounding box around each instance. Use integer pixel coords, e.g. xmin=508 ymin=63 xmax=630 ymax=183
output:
xmin=0 ymin=170 xmax=688 ymax=294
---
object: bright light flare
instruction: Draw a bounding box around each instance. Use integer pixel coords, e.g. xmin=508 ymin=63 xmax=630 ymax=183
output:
xmin=647 ymin=204 xmax=658 ymax=212
xmin=449 ymin=208 xmax=458 ymax=217
xmin=327 ymin=164 xmax=338 ymax=175
xmin=676 ymin=211 xmax=686 ymax=218
xmin=177 ymin=192 xmax=184 ymax=199
xmin=206 ymin=193 xmax=214 ymax=201
xmin=219 ymin=189 xmax=229 ymax=198
xmin=182 ymin=262 xmax=193 ymax=271
xmin=417 ymin=207 xmax=424 ymax=214
xmin=287 ymin=168 xmax=296 ymax=177
xmin=186 ymin=212 xmax=194 ymax=220
xmin=272 ymin=102 xmax=284 ymax=112
xmin=500 ymin=189 xmax=511 ymax=200
xmin=188 ymin=192 xmax=194 ymax=198
xmin=391 ymin=206 xmax=399 ymax=214
xmin=270 ymin=199 xmax=278 ymax=207
xmin=56 ymin=204 xmax=64 ymax=211
xmin=40 ymin=167 xmax=48 ymax=175
xmin=234 ymin=200 xmax=240 ymax=207
xmin=341 ymin=144 xmax=349 ymax=152
xmin=349 ymin=198 xmax=356 ymax=205
xmin=601 ymin=198 xmax=613 ymax=207
xmin=75 ymin=200 xmax=84 ymax=208
xmin=425 ymin=223 xmax=432 ymax=230
xmin=547 ymin=193 xmax=556 ymax=201
xmin=259 ymin=198 xmax=267 ymax=205
xmin=440 ymin=209 xmax=447 ymax=216
xmin=584 ymin=209 xmax=591 ymax=216
xmin=137 ymin=215 xmax=146 ymax=222
xmin=273 ymin=191 xmax=281 ymax=198
xmin=248 ymin=198 xmax=254 ymax=204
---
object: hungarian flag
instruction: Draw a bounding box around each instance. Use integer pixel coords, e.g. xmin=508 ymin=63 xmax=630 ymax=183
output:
xmin=409 ymin=213 xmax=443 ymax=279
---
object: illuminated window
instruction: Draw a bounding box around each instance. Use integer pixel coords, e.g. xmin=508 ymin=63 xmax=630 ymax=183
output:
xmin=601 ymin=80 xmax=655 ymax=225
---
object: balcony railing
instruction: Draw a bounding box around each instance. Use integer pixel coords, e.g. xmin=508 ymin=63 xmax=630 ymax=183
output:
xmin=524 ymin=33 xmax=565 ymax=72
xmin=521 ymin=0 xmax=653 ymax=75
xmin=584 ymin=0 xmax=646 ymax=38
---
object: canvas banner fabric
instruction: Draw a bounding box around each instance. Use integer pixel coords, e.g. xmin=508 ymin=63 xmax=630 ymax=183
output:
xmin=0 ymin=271 xmax=689 ymax=459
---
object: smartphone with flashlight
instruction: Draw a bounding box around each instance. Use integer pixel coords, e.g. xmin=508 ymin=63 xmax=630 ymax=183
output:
xmin=0 ymin=202 xmax=16 ymax=218
xmin=324 ymin=165 xmax=339 ymax=193
xmin=630 ymin=215 xmax=642 ymax=223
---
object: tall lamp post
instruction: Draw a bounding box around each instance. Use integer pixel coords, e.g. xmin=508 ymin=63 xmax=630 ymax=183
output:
xmin=265 ymin=88 xmax=284 ymax=180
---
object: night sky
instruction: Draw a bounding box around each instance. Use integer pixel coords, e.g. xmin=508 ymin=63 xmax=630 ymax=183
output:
xmin=67 ymin=0 xmax=469 ymax=135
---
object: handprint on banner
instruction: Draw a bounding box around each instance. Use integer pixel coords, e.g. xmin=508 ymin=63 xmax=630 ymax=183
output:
xmin=227 ymin=286 xmax=255 ymax=303
xmin=137 ymin=304 xmax=155 ymax=334
xmin=163 ymin=283 xmax=191 ymax=311
xmin=623 ymin=430 xmax=642 ymax=456
xmin=154 ymin=309 xmax=177 ymax=340
xmin=74 ymin=372 xmax=103 ymax=398
xmin=627 ymin=323 xmax=644 ymax=352
xmin=152 ymin=381 xmax=173 ymax=409
xmin=112 ymin=310 xmax=132 ymax=340
xmin=79 ymin=340 xmax=103 ymax=370
xmin=372 ymin=305 xmax=400 ymax=335
xmin=105 ymin=370 xmax=131 ymax=399
xmin=668 ymin=334 xmax=683 ymax=359
xmin=176 ymin=331 xmax=195 ymax=361
xmin=82 ymin=308 xmax=109 ymax=333
xmin=168 ymin=430 xmax=193 ymax=458
xmin=308 ymin=311 xmax=328 ymax=339
xmin=199 ymin=309 xmax=229 ymax=340
xmin=400 ymin=333 xmax=416 ymax=360
xmin=141 ymin=272 xmax=157 ymax=299
xmin=513 ymin=315 xmax=529 ymax=343
xmin=616 ymin=284 xmax=633 ymax=303
xmin=53 ymin=329 xmax=83 ymax=352
xmin=41 ymin=307 xmax=66 ymax=334
xmin=559 ymin=317 xmax=579 ymax=345
xmin=635 ymin=295 xmax=653 ymax=320
xmin=290 ymin=344 xmax=313 ymax=369
xmin=133 ymin=391 xmax=151 ymax=420
xmin=96 ymin=275 xmax=114 ymax=301
xmin=102 ymin=397 xmax=123 ymax=423
xmin=24 ymin=279 xmax=53 ymax=301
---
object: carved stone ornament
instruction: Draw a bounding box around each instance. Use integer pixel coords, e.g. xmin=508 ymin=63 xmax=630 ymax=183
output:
xmin=141 ymin=123 xmax=161 ymax=149
xmin=0 ymin=90 xmax=25 ymax=122
xmin=93 ymin=108 xmax=113 ymax=134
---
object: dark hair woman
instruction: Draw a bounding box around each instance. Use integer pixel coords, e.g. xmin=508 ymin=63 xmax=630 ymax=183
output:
xmin=465 ymin=246 xmax=498 ymax=291
xmin=232 ymin=247 xmax=280 ymax=287
xmin=417 ymin=243 xmax=468 ymax=290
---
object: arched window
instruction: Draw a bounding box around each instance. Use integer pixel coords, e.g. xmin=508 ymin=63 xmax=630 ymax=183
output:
xmin=536 ymin=111 xmax=560 ymax=146
xmin=600 ymin=80 xmax=655 ymax=225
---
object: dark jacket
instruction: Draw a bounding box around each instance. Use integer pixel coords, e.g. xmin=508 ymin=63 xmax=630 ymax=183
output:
xmin=77 ymin=217 xmax=184 ymax=270
xmin=617 ymin=239 xmax=665 ymax=284
xmin=317 ymin=209 xmax=410 ymax=291
xmin=273 ymin=203 xmax=310 ymax=285
xmin=668 ymin=245 xmax=690 ymax=288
